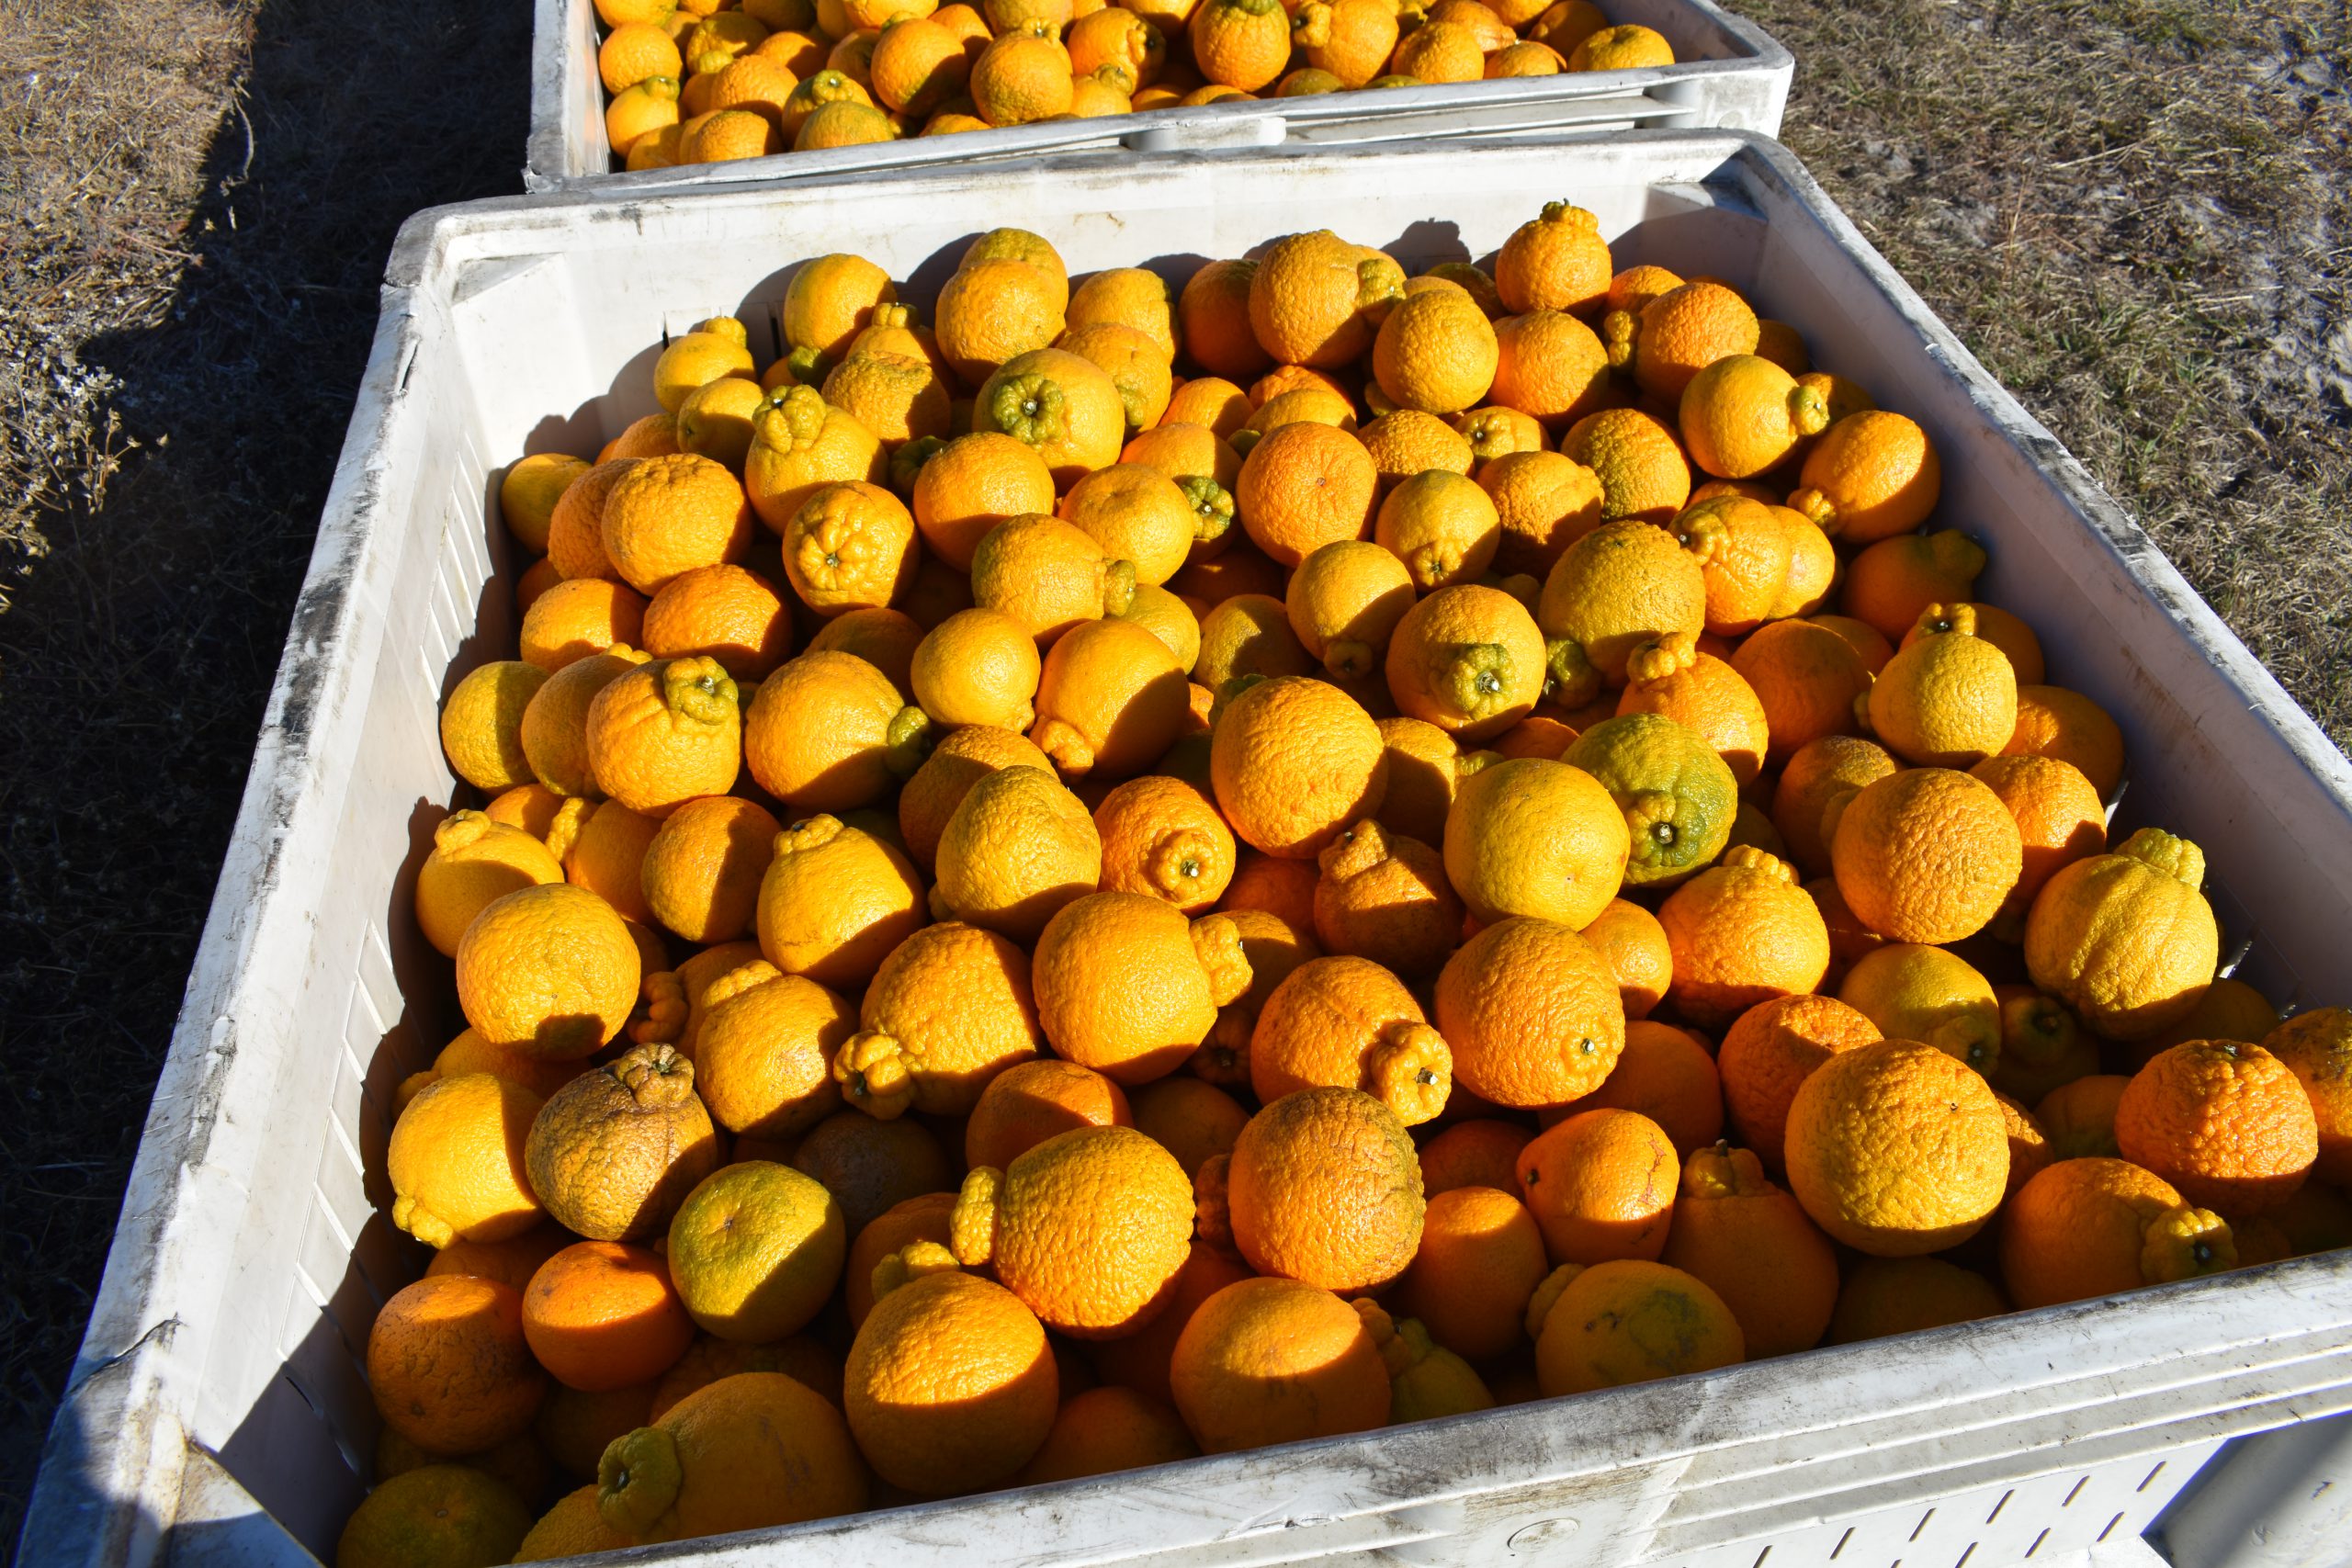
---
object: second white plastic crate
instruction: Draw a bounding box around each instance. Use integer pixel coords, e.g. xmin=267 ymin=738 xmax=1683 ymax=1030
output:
xmin=25 ymin=130 xmax=2352 ymax=1568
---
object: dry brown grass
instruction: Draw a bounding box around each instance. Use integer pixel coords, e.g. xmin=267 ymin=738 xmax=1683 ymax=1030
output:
xmin=1742 ymin=0 xmax=2352 ymax=739
xmin=0 ymin=0 xmax=528 ymax=1546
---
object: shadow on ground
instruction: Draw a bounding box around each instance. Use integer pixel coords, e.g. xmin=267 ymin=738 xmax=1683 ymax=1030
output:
xmin=0 ymin=0 xmax=530 ymax=1550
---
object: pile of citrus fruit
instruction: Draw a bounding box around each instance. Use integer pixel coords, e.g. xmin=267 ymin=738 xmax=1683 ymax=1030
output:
xmin=592 ymin=0 xmax=1678 ymax=168
xmin=354 ymin=207 xmax=2352 ymax=1567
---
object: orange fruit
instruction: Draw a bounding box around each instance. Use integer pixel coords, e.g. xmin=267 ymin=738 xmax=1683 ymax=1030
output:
xmin=1577 ymin=897 xmax=1671 ymax=1020
xmin=502 ymin=454 xmax=591 ymax=556
xmin=1556 ymin=407 xmax=1690 ymax=526
xmin=965 ymin=1055 xmax=1132 ymax=1172
xmin=1615 ymin=630 xmax=1769 ymax=784
xmin=1770 ymin=734 xmax=1897 ymax=876
xmin=580 ymin=656 xmax=741 ymax=818
xmin=1370 ymin=285 xmax=1498 ymax=415
xmin=1014 ymin=1384 xmax=1199 ymax=1483
xmin=1061 ymin=321 xmax=1175 ymax=433
xmin=1028 ymin=615 xmax=1190 ymax=779
xmin=1494 ymin=200 xmax=1611 ymax=317
xmin=641 ymin=563 xmax=793 ymax=681
xmin=931 ymin=764 xmax=1102 ymax=942
xmin=664 ymin=1159 xmax=845 ymax=1344
xmin=752 ymin=814 xmax=925 ymax=989
xmin=1478 ymin=450 xmax=1603 ymax=580
xmin=1389 ymin=17 xmax=1485 ymax=81
xmin=1441 ymin=757 xmax=1629 ymax=930
xmin=838 ymin=919 xmax=1044 ymax=1119
xmin=1094 ymin=773 xmax=1237 ymax=911
xmin=779 ymin=254 xmax=894 ymax=372
xmin=1032 ymin=891 xmax=1246 ymax=1083
xmin=1065 ymin=266 xmax=1180 ymax=362
xmin=1783 ymin=1040 xmax=2008 ymax=1256
xmin=1656 ymin=847 xmax=1829 ymax=1028
xmin=1248 ymin=953 xmax=1451 ymax=1122
xmin=1528 ymin=1256 xmax=1741 ymax=1396
xmin=1235 ymin=421 xmax=1377 ymax=567
xmin=1390 ymin=1184 xmax=1548 ymax=1361
xmin=1129 ymin=1076 xmax=1250 ymax=1179
xmin=1385 ymin=582 xmax=1546 ymax=741
xmin=1359 ymin=410 xmax=1475 ymax=496
xmin=743 ymin=649 xmax=929 ymax=812
xmin=1841 ymin=530 xmax=1987 ymax=645
xmin=2264 ymin=1009 xmax=2352 ymax=1184
xmin=1454 ymin=401 xmax=1550 ymax=465
xmin=560 ymin=799 xmax=662 ymax=926
xmin=1213 ymin=1086 xmax=1425 ymax=1290
xmin=1374 ymin=469 xmax=1502 ymax=591
xmin=1677 ymin=353 xmax=1827 ymax=479
xmin=929 ymin=258 xmax=1066 ymax=418
xmin=1247 ymin=230 xmax=1404 ymax=368
xmin=2034 ymin=1073 xmax=2129 ymax=1162
xmin=844 ymin=1263 xmax=1058 ymax=1494
xmin=975 ymin=344 xmax=1130 ymax=488
xmin=780 ymin=479 xmax=918 ymax=619
xmin=1310 ymin=821 xmax=1463 ymax=982
xmin=1431 ymin=915 xmax=1623 ymax=1110
xmin=969 ymin=511 xmax=1135 ymax=646
xmin=2004 ymin=683 xmax=2126 ymax=797
xmin=1715 ymin=994 xmax=1881 ymax=1174
xmin=791 ymin=1108 xmax=958 ymax=1237
xmin=693 ymin=962 xmax=854 ymax=1137
xmin=1837 ymin=942 xmax=2000 ymax=1074
xmin=744 ymin=385 xmax=886 ymax=534
xmin=339 ymin=1465 xmax=533 ymax=1568
xmin=1899 ymin=599 xmax=2046 ymax=684
xmin=868 ymin=17 xmax=971 ymax=115
xmin=457 ymin=883 xmax=640 ymax=1059
xmin=1829 ymin=766 xmax=2023 ymax=945
xmin=1673 ymin=493 xmax=1794 ymax=637
xmin=1293 ymin=0 xmax=1398 ymax=86
xmin=1120 ymin=582 xmax=1204 ymax=672
xmin=523 ymin=1240 xmax=695 ymax=1393
xmin=1284 ymin=540 xmax=1415 ymax=681
xmin=1986 ymin=985 xmax=2099 ymax=1104
xmin=1788 ymin=410 xmax=1941 ymax=544
xmin=1968 ymin=754 xmax=2106 ymax=928
xmin=1169 ymin=1276 xmax=1389 ymax=1452
xmin=2116 ymin=1041 xmax=2317 ymax=1216
xmin=844 ymin=1193 xmax=959 ymax=1332
xmin=1730 ymin=619 xmax=1871 ymax=767
xmin=368 ymin=1275 xmax=547 ymax=1454
xmin=1998 ymin=1156 xmax=2234 ymax=1310
xmin=427 ymin=1223 xmax=571 ymax=1298
xmin=1208 ymin=674 xmax=1387 ymax=859
xmin=598 ymin=454 xmax=755 ymax=602
xmin=1161 ymin=378 xmax=1254 ymax=439
xmin=1533 ymin=517 xmax=1706 ymax=703
xmin=820 ymin=345 xmax=952 ymax=447
xmin=1514 ymin=1107 xmax=1678 ymax=1265
xmin=1827 ymin=1257 xmax=2007 ymax=1344
xmin=1194 ymin=592 xmax=1314 ymax=690
xmin=512 ymin=1484 xmax=628 ymax=1562
xmin=525 ymin=1043 xmax=719 ymax=1242
xmin=1553 ymin=1021 xmax=1722 ymax=1158
xmin=1616 ymin=279 xmax=1757 ymax=401
xmin=1175 ymin=259 xmax=1274 ymax=381
xmin=1488 ymin=309 xmax=1611 ymax=429
xmin=595 ymin=1371 xmax=865 ymax=1543
xmin=1419 ymin=1120 xmax=1535 ymax=1198
xmin=908 ymin=608 xmax=1042 ymax=733
xmin=2024 ymin=827 xmax=2218 ymax=1041
xmin=1220 ymin=847 xmax=1322 ymax=933
xmin=952 ymin=1123 xmax=1194 ymax=1336
xmin=414 ymin=812 xmax=565 ymax=958
xmin=1658 ymin=1142 xmax=1838 ymax=1358
xmin=521 ymin=578 xmax=649 ymax=672
xmin=1366 ymin=716 xmax=1476 ymax=845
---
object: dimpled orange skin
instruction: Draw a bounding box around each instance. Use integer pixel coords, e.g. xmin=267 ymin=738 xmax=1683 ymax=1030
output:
xmin=966 ymin=1056 xmax=1133 ymax=1176
xmin=1392 ymin=1184 xmax=1550 ymax=1361
xmin=1784 ymin=1040 xmax=2010 ymax=1256
xmin=1828 ymin=1257 xmax=2008 ymax=1345
xmin=1716 ymin=994 xmax=1882 ymax=1175
xmin=639 ymin=795 xmax=778 ymax=944
xmin=1552 ymin=1021 xmax=1723 ymax=1159
xmin=367 ymin=1275 xmax=547 ymax=1454
xmin=843 ymin=1269 xmax=1059 ymax=1495
xmin=1032 ymin=892 xmax=1234 ymax=1085
xmin=582 ymin=657 xmax=741 ymax=818
xmin=1433 ymin=917 xmax=1626 ymax=1109
xmin=1494 ymin=200 xmax=1612 ymax=318
xmin=1534 ymin=519 xmax=1708 ymax=698
xmin=911 ymin=432 xmax=1059 ymax=571
xmin=1224 ymin=1086 xmax=1426 ymax=1292
xmin=1384 ymin=582 xmax=1547 ymax=743
xmin=2115 ymin=1042 xmax=2318 ymax=1216
xmin=743 ymin=649 xmax=922 ymax=813
xmin=1577 ymin=897 xmax=1673 ymax=1020
xmin=1236 ymin=422 xmax=1379 ymax=568
xmin=1656 ymin=848 xmax=1830 ymax=1030
xmin=1997 ymin=1157 xmax=2233 ymax=1309
xmin=933 ymin=765 xmax=1103 ymax=944
xmin=1731 ymin=620 xmax=1872 ymax=767
xmin=957 ymin=1124 xmax=1196 ymax=1337
xmin=1659 ymin=1143 xmax=1841 ymax=1358
xmin=1093 ymin=773 xmax=1237 ymax=912
xmin=522 ymin=579 xmax=649 ymax=672
xmin=599 ymin=453 xmax=756 ymax=597
xmin=1208 ymin=675 xmax=1388 ymax=860
xmin=783 ymin=480 xmax=920 ymax=618
xmin=1515 ymin=1107 xmax=1679 ymax=1266
xmin=977 ymin=347 xmax=1130 ymax=485
xmin=1830 ymin=767 xmax=2023 ymax=946
xmin=2265 ymin=1009 xmax=2352 ymax=1184
xmin=1772 ymin=735 xmax=1899 ymax=878
xmin=1624 ymin=280 xmax=1758 ymax=401
xmin=1489 ymin=310 xmax=1611 ymax=429
xmin=855 ymin=920 xmax=1045 ymax=1116
xmin=1028 ymin=615 xmax=1190 ymax=780
xmin=1247 ymin=230 xmax=1404 ymax=368
xmin=1170 ymin=1276 xmax=1391 ymax=1454
xmin=2025 ymin=828 xmax=2219 ymax=1042
xmin=2003 ymin=684 xmax=2127 ymax=797
xmin=899 ymin=726 xmax=1056 ymax=873
xmin=642 ymin=564 xmax=793 ymax=681
xmin=1789 ymin=411 xmax=1942 ymax=545
xmin=1248 ymin=953 xmax=1444 ymax=1117
xmin=1442 ymin=758 xmax=1631 ymax=931
xmin=1530 ymin=1258 xmax=1744 ymax=1399
xmin=1615 ymin=632 xmax=1770 ymax=785
xmin=1311 ymin=821 xmax=1463 ymax=982
xmin=457 ymin=883 xmax=642 ymax=1060
xmin=1968 ymin=754 xmax=2106 ymax=921
xmin=753 ymin=814 xmax=926 ymax=988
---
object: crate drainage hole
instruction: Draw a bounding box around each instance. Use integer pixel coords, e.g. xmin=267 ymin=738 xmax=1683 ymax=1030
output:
xmin=1910 ymin=1510 xmax=1935 ymax=1543
xmin=2063 ymin=1477 xmax=2089 ymax=1507
xmin=1985 ymin=1491 xmax=2012 ymax=1525
xmin=2025 ymin=1529 xmax=2050 ymax=1559
xmin=2098 ymin=1514 xmax=2124 ymax=1543
xmin=1953 ymin=1542 xmax=1976 ymax=1568
xmin=2137 ymin=1462 xmax=2166 ymax=1493
xmin=1830 ymin=1528 xmax=1853 ymax=1561
xmin=1751 ymin=1547 xmax=1770 ymax=1568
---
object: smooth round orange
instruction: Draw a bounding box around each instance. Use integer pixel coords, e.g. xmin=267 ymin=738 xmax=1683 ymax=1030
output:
xmin=1249 ymin=953 xmax=1451 ymax=1122
xmin=2265 ymin=1009 xmax=2352 ymax=1184
xmin=1574 ymin=897 xmax=1671 ymax=1020
xmin=1236 ymin=421 xmax=1377 ymax=567
xmin=368 ymin=1275 xmax=547 ymax=1454
xmin=1659 ymin=1143 xmax=1839 ymax=1358
xmin=1028 ymin=615 xmax=1189 ymax=779
xmin=1998 ymin=1156 xmax=2235 ymax=1309
xmin=1178 ymin=258 xmax=1272 ymax=380
xmin=1529 ymin=1258 xmax=1742 ymax=1398
xmin=1784 ymin=1040 xmax=2009 ymax=1256
xmin=1488 ymin=309 xmax=1610 ymax=428
xmin=1553 ymin=1021 xmax=1722 ymax=1157
xmin=2115 ymin=1041 xmax=2317 ymax=1216
xmin=1829 ymin=766 xmax=2022 ymax=945
xmin=1208 ymin=675 xmax=1387 ymax=859
xmin=907 ymin=435 xmax=1053 ymax=577
xmin=501 ymin=453 xmax=591 ymax=556
xmin=341 ymin=1463 xmax=533 ymax=1568
xmin=1827 ymin=1257 xmax=2008 ymax=1344
xmin=844 ymin=1268 xmax=1058 ymax=1494
xmin=522 ymin=1241 xmax=694 ymax=1392
xmin=1842 ymin=531 xmax=1988 ymax=645
xmin=1442 ymin=758 xmax=1630 ymax=930
xmin=1391 ymin=1185 xmax=1548 ymax=1361
xmin=1431 ymin=915 xmax=1623 ymax=1111
xmin=457 ymin=883 xmax=640 ymax=1059
xmin=1514 ymin=1107 xmax=1678 ymax=1265
xmin=868 ymin=17 xmax=970 ymax=114
xmin=1221 ymin=1086 xmax=1425 ymax=1290
xmin=1094 ymin=773 xmax=1237 ymax=911
xmin=1169 ymin=1276 xmax=1389 ymax=1453
xmin=1788 ymin=411 xmax=1941 ymax=545
xmin=1189 ymin=0 xmax=1301 ymax=90
xmin=609 ymin=470 xmax=753 ymax=601
xmin=953 ymin=1123 xmax=1194 ymax=1336
xmin=844 ymin=919 xmax=1044 ymax=1117
xmin=520 ymin=578 xmax=649 ymax=672
xmin=1731 ymin=619 xmax=1871 ymax=766
xmin=2003 ymin=683 xmax=2127 ymax=797
xmin=1716 ymin=994 xmax=1881 ymax=1174
xmin=1161 ymin=378 xmax=1253 ymax=440
xmin=560 ymin=800 xmax=662 ymax=926
xmin=640 ymin=563 xmax=792 ymax=681
xmin=663 ymin=1160 xmax=844 ymax=1344
xmin=1615 ymin=630 xmax=1770 ymax=784
xmin=694 ymin=962 xmax=854 ymax=1139
xmin=1065 ymin=266 xmax=1180 ymax=363
xmin=903 ymin=609 xmax=1042 ymax=737
xmin=1309 ymin=820 xmax=1462 ymax=984
xmin=1657 ymin=847 xmax=1829 ymax=1030
xmin=1120 ymin=582 xmax=1204 ymax=672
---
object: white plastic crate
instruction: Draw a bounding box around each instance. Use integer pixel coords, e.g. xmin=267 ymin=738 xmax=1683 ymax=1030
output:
xmin=23 ymin=130 xmax=2352 ymax=1568
xmin=524 ymin=0 xmax=1793 ymax=191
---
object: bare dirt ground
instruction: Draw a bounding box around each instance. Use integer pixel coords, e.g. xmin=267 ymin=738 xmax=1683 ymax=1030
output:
xmin=0 ymin=0 xmax=2343 ymax=1551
